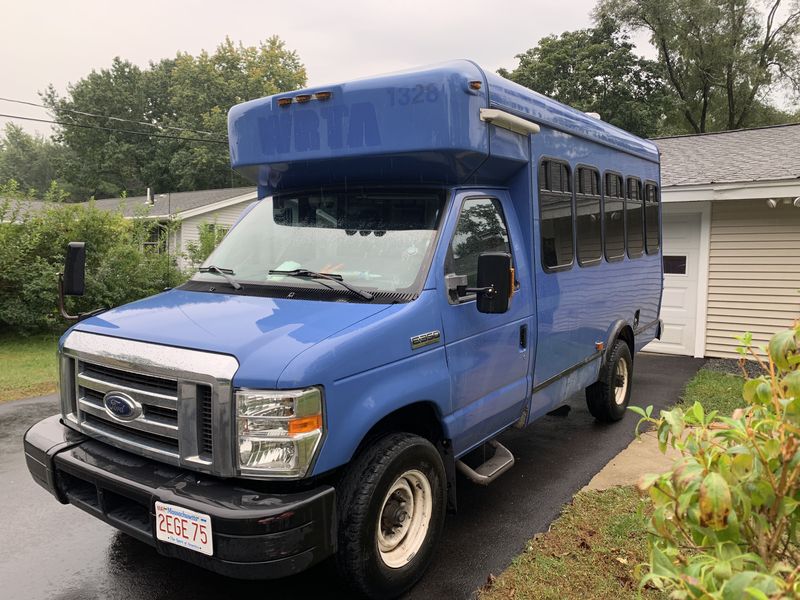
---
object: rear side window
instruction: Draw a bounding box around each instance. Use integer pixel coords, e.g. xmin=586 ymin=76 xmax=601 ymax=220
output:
xmin=626 ymin=177 xmax=643 ymax=258
xmin=447 ymin=197 xmax=510 ymax=288
xmin=539 ymin=160 xmax=573 ymax=271
xmin=575 ymin=167 xmax=602 ymax=266
xmin=604 ymin=173 xmax=625 ymax=261
xmin=645 ymin=183 xmax=660 ymax=254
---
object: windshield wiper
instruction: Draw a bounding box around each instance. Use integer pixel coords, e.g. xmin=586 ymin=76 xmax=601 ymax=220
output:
xmin=198 ymin=265 xmax=243 ymax=290
xmin=268 ymin=268 xmax=374 ymax=301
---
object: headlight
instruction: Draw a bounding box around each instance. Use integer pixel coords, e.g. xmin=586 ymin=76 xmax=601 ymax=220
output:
xmin=236 ymin=387 xmax=323 ymax=478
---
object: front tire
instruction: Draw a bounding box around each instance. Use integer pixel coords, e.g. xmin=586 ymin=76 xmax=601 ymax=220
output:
xmin=336 ymin=433 xmax=446 ymax=599
xmin=585 ymin=339 xmax=633 ymax=422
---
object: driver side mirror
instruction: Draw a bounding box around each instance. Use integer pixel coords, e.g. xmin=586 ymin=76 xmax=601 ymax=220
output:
xmin=475 ymin=252 xmax=514 ymax=314
xmin=63 ymin=242 xmax=86 ymax=296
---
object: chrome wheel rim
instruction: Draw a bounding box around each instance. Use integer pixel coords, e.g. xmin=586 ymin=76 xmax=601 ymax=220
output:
xmin=614 ymin=356 xmax=629 ymax=405
xmin=376 ymin=469 xmax=432 ymax=569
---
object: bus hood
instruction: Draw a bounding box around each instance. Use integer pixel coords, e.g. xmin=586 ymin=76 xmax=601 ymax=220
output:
xmin=72 ymin=289 xmax=393 ymax=388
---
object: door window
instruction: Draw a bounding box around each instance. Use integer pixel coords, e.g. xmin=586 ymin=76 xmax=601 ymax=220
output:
xmin=663 ymin=255 xmax=687 ymax=275
xmin=446 ymin=197 xmax=511 ymax=293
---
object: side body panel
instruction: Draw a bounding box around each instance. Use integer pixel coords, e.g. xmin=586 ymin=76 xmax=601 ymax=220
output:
xmin=528 ymin=127 xmax=662 ymax=419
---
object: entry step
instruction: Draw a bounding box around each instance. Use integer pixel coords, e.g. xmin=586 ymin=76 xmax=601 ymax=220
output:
xmin=456 ymin=440 xmax=514 ymax=486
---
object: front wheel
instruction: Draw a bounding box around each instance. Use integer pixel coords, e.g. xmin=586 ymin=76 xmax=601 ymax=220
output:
xmin=336 ymin=433 xmax=446 ymax=599
xmin=585 ymin=339 xmax=633 ymax=422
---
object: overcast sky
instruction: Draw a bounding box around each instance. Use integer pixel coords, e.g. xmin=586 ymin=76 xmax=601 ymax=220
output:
xmin=1 ymin=0 xmax=651 ymax=136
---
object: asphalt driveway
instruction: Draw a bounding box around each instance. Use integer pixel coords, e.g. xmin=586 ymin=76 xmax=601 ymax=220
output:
xmin=0 ymin=353 xmax=703 ymax=599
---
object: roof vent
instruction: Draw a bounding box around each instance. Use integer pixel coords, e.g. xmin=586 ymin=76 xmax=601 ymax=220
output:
xmin=585 ymin=112 xmax=602 ymax=120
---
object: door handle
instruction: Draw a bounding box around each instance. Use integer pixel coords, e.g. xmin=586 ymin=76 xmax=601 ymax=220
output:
xmin=519 ymin=324 xmax=528 ymax=350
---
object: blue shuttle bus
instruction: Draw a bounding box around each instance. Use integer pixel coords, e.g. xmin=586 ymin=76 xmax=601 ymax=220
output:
xmin=24 ymin=61 xmax=663 ymax=598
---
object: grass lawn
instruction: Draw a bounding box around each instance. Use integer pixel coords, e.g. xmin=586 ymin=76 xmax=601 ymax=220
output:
xmin=0 ymin=334 xmax=59 ymax=402
xmin=480 ymin=487 xmax=664 ymax=600
xmin=678 ymin=369 xmax=745 ymax=416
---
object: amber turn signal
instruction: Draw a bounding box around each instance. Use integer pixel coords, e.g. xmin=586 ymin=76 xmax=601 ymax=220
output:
xmin=288 ymin=414 xmax=323 ymax=435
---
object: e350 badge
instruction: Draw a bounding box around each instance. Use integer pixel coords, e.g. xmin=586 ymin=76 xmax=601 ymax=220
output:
xmin=410 ymin=331 xmax=441 ymax=351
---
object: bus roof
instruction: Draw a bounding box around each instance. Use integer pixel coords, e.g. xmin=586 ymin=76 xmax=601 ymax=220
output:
xmin=228 ymin=60 xmax=659 ymax=195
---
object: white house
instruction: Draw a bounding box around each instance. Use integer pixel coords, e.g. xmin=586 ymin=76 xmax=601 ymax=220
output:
xmin=648 ymin=123 xmax=800 ymax=358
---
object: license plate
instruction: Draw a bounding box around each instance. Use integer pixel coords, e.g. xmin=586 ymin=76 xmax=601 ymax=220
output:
xmin=155 ymin=501 xmax=213 ymax=556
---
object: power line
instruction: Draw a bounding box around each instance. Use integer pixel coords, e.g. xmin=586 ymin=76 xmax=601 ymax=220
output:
xmin=0 ymin=96 xmax=223 ymax=138
xmin=0 ymin=113 xmax=228 ymax=144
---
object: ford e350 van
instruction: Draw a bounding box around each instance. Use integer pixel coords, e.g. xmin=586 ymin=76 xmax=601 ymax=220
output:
xmin=24 ymin=60 xmax=663 ymax=599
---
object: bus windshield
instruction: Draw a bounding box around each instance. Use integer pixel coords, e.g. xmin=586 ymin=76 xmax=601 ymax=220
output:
xmin=192 ymin=190 xmax=446 ymax=296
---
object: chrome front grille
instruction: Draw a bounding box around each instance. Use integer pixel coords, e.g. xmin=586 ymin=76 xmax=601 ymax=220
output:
xmin=76 ymin=360 xmax=181 ymax=463
xmin=60 ymin=331 xmax=239 ymax=477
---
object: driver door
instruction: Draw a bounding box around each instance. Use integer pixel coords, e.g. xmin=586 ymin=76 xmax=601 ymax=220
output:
xmin=440 ymin=192 xmax=533 ymax=456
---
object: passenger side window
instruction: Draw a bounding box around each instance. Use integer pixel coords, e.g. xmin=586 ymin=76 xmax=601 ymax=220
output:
xmin=575 ymin=167 xmax=602 ymax=266
xmin=626 ymin=178 xmax=644 ymax=258
xmin=604 ymin=173 xmax=625 ymax=261
xmin=645 ymin=183 xmax=660 ymax=254
xmin=447 ymin=198 xmax=510 ymax=289
xmin=539 ymin=160 xmax=573 ymax=271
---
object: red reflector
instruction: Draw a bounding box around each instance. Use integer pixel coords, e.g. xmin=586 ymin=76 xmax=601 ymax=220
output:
xmin=295 ymin=94 xmax=311 ymax=104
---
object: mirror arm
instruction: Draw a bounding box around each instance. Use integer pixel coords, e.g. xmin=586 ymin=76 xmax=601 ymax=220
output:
xmin=465 ymin=285 xmax=496 ymax=297
xmin=58 ymin=273 xmax=80 ymax=321
xmin=57 ymin=273 xmax=106 ymax=322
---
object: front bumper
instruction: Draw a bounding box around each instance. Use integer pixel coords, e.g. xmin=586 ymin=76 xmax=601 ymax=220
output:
xmin=24 ymin=415 xmax=337 ymax=579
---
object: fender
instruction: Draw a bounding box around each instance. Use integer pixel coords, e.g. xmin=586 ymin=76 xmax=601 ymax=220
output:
xmin=602 ymin=319 xmax=634 ymax=372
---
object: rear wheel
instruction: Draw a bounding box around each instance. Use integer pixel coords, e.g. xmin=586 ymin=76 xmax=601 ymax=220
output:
xmin=585 ymin=339 xmax=633 ymax=422
xmin=336 ymin=433 xmax=446 ymax=599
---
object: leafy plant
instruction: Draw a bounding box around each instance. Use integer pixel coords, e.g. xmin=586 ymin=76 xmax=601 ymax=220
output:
xmin=0 ymin=196 xmax=186 ymax=334
xmin=184 ymin=221 xmax=228 ymax=267
xmin=631 ymin=323 xmax=800 ymax=598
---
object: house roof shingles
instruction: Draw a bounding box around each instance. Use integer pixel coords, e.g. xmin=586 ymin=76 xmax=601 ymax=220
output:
xmin=654 ymin=123 xmax=800 ymax=188
xmin=2 ymin=186 xmax=256 ymax=219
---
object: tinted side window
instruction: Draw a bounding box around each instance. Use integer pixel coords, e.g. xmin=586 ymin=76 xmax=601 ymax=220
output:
xmin=604 ymin=173 xmax=625 ymax=261
xmin=645 ymin=183 xmax=660 ymax=254
xmin=539 ymin=160 xmax=573 ymax=271
xmin=448 ymin=198 xmax=510 ymax=288
xmin=626 ymin=178 xmax=644 ymax=258
xmin=575 ymin=167 xmax=602 ymax=266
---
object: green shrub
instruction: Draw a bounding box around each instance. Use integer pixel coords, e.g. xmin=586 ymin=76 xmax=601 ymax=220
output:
xmin=0 ymin=197 xmax=186 ymax=334
xmin=184 ymin=221 xmax=227 ymax=267
xmin=631 ymin=324 xmax=800 ymax=599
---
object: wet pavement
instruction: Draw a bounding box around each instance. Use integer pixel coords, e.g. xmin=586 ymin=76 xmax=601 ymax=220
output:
xmin=0 ymin=354 xmax=703 ymax=599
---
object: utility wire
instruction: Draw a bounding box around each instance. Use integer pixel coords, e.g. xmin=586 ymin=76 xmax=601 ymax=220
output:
xmin=0 ymin=96 xmax=223 ymax=138
xmin=0 ymin=113 xmax=228 ymax=144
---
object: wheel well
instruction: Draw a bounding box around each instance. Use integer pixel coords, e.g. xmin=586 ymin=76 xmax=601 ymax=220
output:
xmin=352 ymin=402 xmax=445 ymax=459
xmin=618 ymin=325 xmax=634 ymax=356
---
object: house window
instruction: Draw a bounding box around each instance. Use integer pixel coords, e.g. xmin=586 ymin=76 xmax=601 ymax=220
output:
xmin=539 ymin=160 xmax=573 ymax=271
xmin=143 ymin=223 xmax=167 ymax=253
xmin=645 ymin=183 xmax=660 ymax=254
xmin=626 ymin=177 xmax=644 ymax=258
xmin=604 ymin=173 xmax=625 ymax=261
xmin=575 ymin=167 xmax=602 ymax=266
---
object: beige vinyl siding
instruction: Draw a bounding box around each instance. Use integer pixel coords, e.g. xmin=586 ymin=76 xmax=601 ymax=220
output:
xmin=178 ymin=200 xmax=253 ymax=267
xmin=705 ymin=200 xmax=800 ymax=358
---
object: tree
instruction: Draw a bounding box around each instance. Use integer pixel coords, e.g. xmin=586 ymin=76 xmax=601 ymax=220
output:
xmin=42 ymin=36 xmax=306 ymax=199
xmin=597 ymin=0 xmax=800 ymax=133
xmin=498 ymin=19 xmax=673 ymax=138
xmin=0 ymin=124 xmax=69 ymax=198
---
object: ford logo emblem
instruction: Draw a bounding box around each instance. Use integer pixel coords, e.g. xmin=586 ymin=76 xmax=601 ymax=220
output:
xmin=102 ymin=391 xmax=142 ymax=421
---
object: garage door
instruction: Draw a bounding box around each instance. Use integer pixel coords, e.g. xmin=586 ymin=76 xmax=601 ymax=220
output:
xmin=646 ymin=212 xmax=701 ymax=355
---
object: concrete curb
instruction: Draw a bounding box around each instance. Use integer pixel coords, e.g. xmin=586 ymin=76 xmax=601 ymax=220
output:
xmin=582 ymin=430 xmax=681 ymax=491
